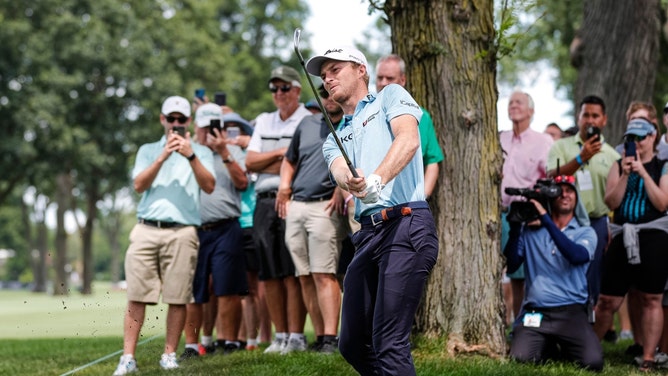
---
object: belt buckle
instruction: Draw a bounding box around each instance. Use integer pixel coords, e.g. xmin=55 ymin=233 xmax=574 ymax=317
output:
xmin=371 ymin=211 xmax=383 ymax=226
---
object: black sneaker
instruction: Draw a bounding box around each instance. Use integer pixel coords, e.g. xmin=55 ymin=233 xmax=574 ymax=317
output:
xmin=204 ymin=343 xmax=216 ymax=354
xmin=319 ymin=339 xmax=338 ymax=354
xmin=223 ymin=342 xmax=242 ymax=355
xmin=626 ymin=343 xmax=644 ymax=357
xmin=179 ymin=347 xmax=200 ymax=361
xmin=308 ymin=340 xmax=323 ymax=352
xmin=603 ymin=329 xmax=618 ymax=343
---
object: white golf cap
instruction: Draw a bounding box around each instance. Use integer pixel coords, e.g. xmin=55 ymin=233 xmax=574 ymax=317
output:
xmin=161 ymin=96 xmax=191 ymax=117
xmin=305 ymin=46 xmax=368 ymax=76
xmin=194 ymin=103 xmax=222 ymax=128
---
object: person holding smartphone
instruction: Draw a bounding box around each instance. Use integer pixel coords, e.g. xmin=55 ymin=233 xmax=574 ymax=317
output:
xmin=595 ymin=117 xmax=668 ymax=372
xmin=113 ymin=96 xmax=215 ymax=375
xmin=546 ymin=95 xmax=620 ymax=310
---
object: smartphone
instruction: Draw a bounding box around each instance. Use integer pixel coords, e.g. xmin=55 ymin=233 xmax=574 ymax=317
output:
xmin=172 ymin=126 xmax=186 ymax=138
xmin=226 ymin=126 xmax=240 ymax=139
xmin=586 ymin=126 xmax=601 ymax=140
xmin=624 ymin=140 xmax=636 ymax=159
xmin=214 ymin=92 xmax=227 ymax=106
xmin=209 ymin=119 xmax=222 ymax=135
xmin=195 ymin=88 xmax=205 ymax=101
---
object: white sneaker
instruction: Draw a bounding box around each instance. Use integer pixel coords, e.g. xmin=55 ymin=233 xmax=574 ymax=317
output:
xmin=159 ymin=352 xmax=179 ymax=370
xmin=112 ymin=354 xmax=138 ymax=375
xmin=264 ymin=337 xmax=286 ymax=354
xmin=281 ymin=337 xmax=307 ymax=354
xmin=656 ymin=352 xmax=668 ymax=368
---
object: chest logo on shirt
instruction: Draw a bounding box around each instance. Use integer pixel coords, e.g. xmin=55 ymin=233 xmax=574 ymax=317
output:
xmin=400 ymin=100 xmax=420 ymax=109
xmin=362 ymin=111 xmax=379 ymax=127
xmin=341 ymin=132 xmax=353 ymax=142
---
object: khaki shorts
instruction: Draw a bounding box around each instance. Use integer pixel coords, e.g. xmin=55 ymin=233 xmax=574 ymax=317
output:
xmin=285 ymin=200 xmax=347 ymax=276
xmin=124 ymin=223 xmax=199 ymax=304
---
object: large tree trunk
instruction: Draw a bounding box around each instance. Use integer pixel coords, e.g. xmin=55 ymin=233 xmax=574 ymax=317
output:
xmin=572 ymin=0 xmax=660 ymax=142
xmin=53 ymin=173 xmax=71 ymax=296
xmin=383 ymin=0 xmax=505 ymax=356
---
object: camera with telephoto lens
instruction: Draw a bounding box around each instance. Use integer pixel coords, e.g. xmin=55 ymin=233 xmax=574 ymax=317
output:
xmin=505 ymin=178 xmax=562 ymax=223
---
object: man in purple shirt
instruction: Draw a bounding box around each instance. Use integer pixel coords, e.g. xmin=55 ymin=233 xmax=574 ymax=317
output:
xmin=500 ymin=91 xmax=553 ymax=323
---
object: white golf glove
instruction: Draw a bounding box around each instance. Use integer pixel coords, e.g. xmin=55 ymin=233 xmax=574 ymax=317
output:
xmin=361 ymin=174 xmax=384 ymax=204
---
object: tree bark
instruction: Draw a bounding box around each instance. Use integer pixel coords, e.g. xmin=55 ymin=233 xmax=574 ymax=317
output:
xmin=573 ymin=0 xmax=661 ymax=141
xmin=382 ymin=0 xmax=506 ymax=356
xmin=53 ymin=173 xmax=71 ymax=296
xmin=80 ymin=185 xmax=99 ymax=295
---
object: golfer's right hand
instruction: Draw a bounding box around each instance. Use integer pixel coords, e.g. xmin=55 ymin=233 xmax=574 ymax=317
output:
xmin=360 ymin=174 xmax=383 ymax=204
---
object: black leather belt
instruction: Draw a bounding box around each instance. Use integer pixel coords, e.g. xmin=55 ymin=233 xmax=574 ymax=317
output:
xmin=257 ymin=191 xmax=278 ymax=199
xmin=293 ymin=194 xmax=333 ymax=202
xmin=138 ymin=218 xmax=184 ymax=228
xmin=198 ymin=218 xmax=238 ymax=231
xmin=359 ymin=201 xmax=429 ymax=227
xmin=525 ymin=304 xmax=586 ymax=313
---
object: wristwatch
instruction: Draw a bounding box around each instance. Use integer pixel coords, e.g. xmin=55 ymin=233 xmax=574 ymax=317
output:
xmin=222 ymin=154 xmax=235 ymax=164
xmin=186 ymin=153 xmax=196 ymax=161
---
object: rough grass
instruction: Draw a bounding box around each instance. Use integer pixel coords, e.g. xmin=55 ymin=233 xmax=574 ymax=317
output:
xmin=0 ymin=284 xmax=653 ymax=375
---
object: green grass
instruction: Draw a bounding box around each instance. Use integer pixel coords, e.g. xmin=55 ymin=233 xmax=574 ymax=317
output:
xmin=0 ymin=284 xmax=654 ymax=375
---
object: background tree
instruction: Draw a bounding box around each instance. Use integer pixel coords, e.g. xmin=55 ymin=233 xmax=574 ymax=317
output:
xmin=0 ymin=0 xmax=311 ymax=293
xmin=498 ymin=0 xmax=667 ymax=140
xmin=571 ymin=0 xmax=661 ymax=142
xmin=377 ymin=0 xmax=506 ymax=356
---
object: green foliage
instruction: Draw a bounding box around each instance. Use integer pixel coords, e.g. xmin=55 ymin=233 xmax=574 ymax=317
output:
xmin=0 ymin=0 xmax=311 ymax=284
xmin=495 ymin=0 xmax=581 ymax=92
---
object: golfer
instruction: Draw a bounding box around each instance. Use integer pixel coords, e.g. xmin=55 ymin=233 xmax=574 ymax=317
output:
xmin=306 ymin=47 xmax=439 ymax=375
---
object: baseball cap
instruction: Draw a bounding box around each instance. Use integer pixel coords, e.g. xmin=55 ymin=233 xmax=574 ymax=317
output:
xmin=554 ymin=175 xmax=577 ymax=191
xmin=305 ymin=46 xmax=368 ymax=76
xmin=268 ymin=66 xmax=301 ymax=87
xmin=624 ymin=118 xmax=656 ymax=137
xmin=305 ymin=99 xmax=320 ymax=110
xmin=663 ymin=101 xmax=668 ymax=113
xmin=161 ymin=96 xmax=191 ymax=117
xmin=194 ymin=103 xmax=222 ymax=128
xmin=223 ymin=112 xmax=254 ymax=136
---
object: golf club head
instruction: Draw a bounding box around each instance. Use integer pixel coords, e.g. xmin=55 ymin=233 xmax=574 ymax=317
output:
xmin=293 ymin=28 xmax=303 ymax=61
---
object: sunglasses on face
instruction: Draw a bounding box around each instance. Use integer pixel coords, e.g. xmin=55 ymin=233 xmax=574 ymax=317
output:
xmin=625 ymin=134 xmax=648 ymax=143
xmin=164 ymin=115 xmax=188 ymax=124
xmin=269 ymin=84 xmax=292 ymax=93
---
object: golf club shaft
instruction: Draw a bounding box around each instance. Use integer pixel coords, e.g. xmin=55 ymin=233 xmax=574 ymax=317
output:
xmin=293 ymin=28 xmax=359 ymax=179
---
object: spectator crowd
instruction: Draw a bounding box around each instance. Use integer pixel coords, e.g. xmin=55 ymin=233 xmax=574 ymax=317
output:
xmin=111 ymin=45 xmax=668 ymax=375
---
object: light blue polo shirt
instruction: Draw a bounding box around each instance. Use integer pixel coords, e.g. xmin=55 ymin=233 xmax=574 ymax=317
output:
xmin=322 ymin=84 xmax=424 ymax=219
xmin=132 ymin=135 xmax=215 ymax=226
xmin=518 ymin=218 xmax=596 ymax=308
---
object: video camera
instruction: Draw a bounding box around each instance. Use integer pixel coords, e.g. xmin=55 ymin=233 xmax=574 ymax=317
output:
xmin=505 ymin=178 xmax=562 ymax=223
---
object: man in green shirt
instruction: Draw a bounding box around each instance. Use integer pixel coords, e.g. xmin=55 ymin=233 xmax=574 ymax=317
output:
xmin=547 ymin=95 xmax=620 ymax=306
xmin=375 ymin=54 xmax=444 ymax=200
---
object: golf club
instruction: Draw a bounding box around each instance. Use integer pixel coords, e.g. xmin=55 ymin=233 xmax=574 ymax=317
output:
xmin=293 ymin=28 xmax=359 ymax=178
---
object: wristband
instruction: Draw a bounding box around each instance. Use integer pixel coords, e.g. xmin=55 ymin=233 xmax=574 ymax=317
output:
xmin=575 ymin=154 xmax=583 ymax=166
xmin=187 ymin=153 xmax=197 ymax=161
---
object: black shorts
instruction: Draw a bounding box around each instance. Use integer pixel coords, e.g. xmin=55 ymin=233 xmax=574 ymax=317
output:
xmin=600 ymin=230 xmax=668 ymax=296
xmin=242 ymin=227 xmax=259 ymax=272
xmin=253 ymin=196 xmax=295 ymax=280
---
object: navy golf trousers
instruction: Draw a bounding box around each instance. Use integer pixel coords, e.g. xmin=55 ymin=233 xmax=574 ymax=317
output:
xmin=339 ymin=202 xmax=438 ymax=376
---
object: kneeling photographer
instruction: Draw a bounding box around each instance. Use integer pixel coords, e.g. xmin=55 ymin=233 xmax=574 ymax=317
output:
xmin=504 ymin=175 xmax=603 ymax=371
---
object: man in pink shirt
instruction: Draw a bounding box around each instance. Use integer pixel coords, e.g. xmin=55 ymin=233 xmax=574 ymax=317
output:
xmin=500 ymin=91 xmax=554 ymax=324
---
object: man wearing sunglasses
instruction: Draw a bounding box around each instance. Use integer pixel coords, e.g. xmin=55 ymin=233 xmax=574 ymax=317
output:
xmin=245 ymin=66 xmax=312 ymax=354
xmin=113 ymin=96 xmax=215 ymax=375
xmin=504 ymin=175 xmax=603 ymax=371
xmin=276 ymin=84 xmax=348 ymax=354
xmin=547 ymin=95 xmax=620 ymax=310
